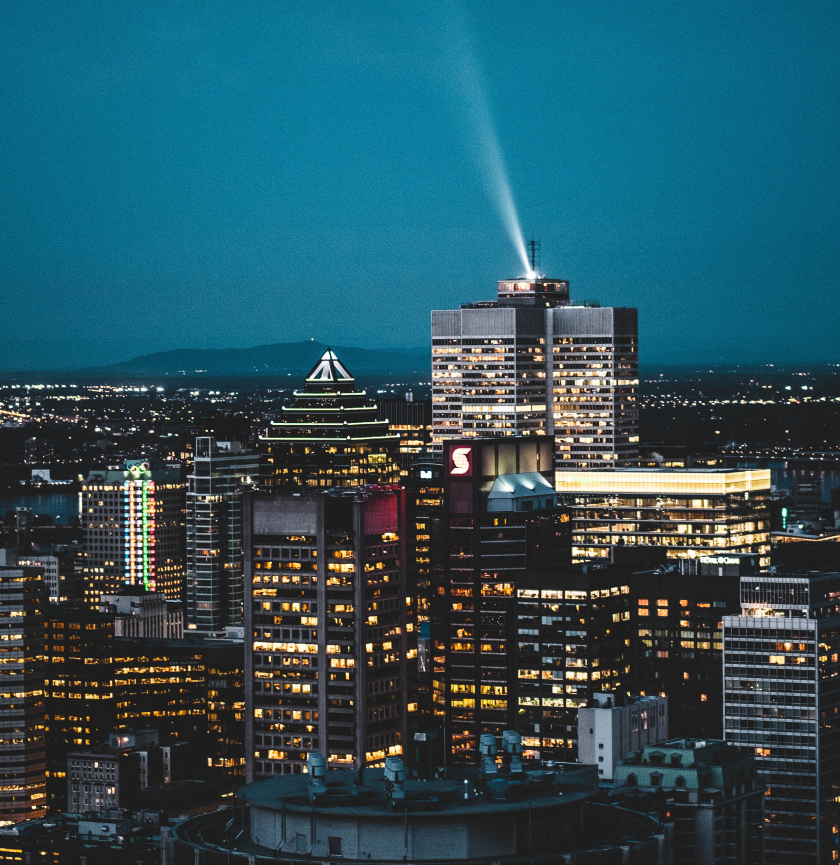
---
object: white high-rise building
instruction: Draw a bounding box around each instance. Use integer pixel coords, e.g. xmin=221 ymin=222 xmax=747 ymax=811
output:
xmin=431 ymin=275 xmax=638 ymax=469
xmin=723 ymin=572 xmax=840 ymax=865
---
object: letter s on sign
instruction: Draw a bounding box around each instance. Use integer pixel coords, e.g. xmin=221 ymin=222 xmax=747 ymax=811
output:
xmin=451 ymin=447 xmax=471 ymax=475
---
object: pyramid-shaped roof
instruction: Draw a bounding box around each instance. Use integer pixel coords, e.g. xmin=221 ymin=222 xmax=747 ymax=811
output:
xmin=305 ymin=349 xmax=355 ymax=385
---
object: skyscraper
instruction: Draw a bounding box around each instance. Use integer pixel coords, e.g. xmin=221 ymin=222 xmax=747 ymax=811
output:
xmin=44 ymin=604 xmax=115 ymax=812
xmin=260 ymin=349 xmax=401 ymax=490
xmin=431 ymin=275 xmax=638 ymax=468
xmin=431 ymin=437 xmax=572 ymax=764
xmin=81 ymin=461 xmax=185 ymax=606
xmin=186 ymin=437 xmax=259 ymax=631
xmin=723 ymin=571 xmax=840 ymax=864
xmin=243 ymin=486 xmax=416 ymax=780
xmin=0 ymin=551 xmax=47 ymax=824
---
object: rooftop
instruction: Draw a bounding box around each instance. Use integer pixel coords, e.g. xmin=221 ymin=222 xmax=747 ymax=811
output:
xmin=555 ymin=468 xmax=771 ymax=495
xmin=236 ymin=766 xmax=595 ymax=818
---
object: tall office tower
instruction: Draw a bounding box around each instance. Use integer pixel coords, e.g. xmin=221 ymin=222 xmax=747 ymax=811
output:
xmin=514 ymin=563 xmax=632 ymax=764
xmin=203 ymin=639 xmax=247 ymax=781
xmin=514 ymin=551 xmax=757 ymax=764
xmin=112 ymin=638 xmax=208 ymax=747
xmin=625 ymin=555 xmax=755 ymax=740
xmin=0 ymin=551 xmax=47 ymax=824
xmin=431 ymin=275 xmax=639 ymax=468
xmin=44 ymin=605 xmax=115 ymax=812
xmin=556 ymin=468 xmax=772 ymax=566
xmin=81 ymin=461 xmax=185 ymax=606
xmin=243 ymin=486 xmax=415 ymax=780
xmin=186 ymin=437 xmax=259 ymax=632
xmin=260 ymin=349 xmax=401 ymax=490
xmin=432 ymin=438 xmax=571 ymax=764
xmin=404 ymin=462 xmax=444 ymax=720
xmin=723 ymin=571 xmax=840 ymax=865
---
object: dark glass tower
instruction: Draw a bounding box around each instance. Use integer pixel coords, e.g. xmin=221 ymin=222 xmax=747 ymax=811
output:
xmin=261 ymin=349 xmax=401 ymax=489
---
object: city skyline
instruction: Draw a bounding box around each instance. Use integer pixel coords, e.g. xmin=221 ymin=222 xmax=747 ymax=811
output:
xmin=2 ymin=2 xmax=840 ymax=370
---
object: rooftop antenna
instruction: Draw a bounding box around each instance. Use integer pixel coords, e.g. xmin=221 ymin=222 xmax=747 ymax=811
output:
xmin=527 ymin=239 xmax=540 ymax=275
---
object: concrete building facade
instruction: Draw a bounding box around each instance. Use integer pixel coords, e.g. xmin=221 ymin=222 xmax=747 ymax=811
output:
xmin=614 ymin=738 xmax=765 ymax=865
xmin=432 ymin=276 xmax=638 ymax=469
xmin=723 ymin=572 xmax=840 ymax=864
xmin=578 ymin=693 xmax=668 ymax=780
xmin=171 ymin=761 xmax=674 ymax=865
xmin=244 ymin=486 xmax=416 ymax=780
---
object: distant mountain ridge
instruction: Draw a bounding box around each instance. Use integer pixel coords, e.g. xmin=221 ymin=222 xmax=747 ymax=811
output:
xmin=85 ymin=341 xmax=429 ymax=378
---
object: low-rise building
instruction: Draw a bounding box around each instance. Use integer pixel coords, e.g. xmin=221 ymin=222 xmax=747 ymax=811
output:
xmin=67 ymin=730 xmax=161 ymax=813
xmin=614 ymin=738 xmax=765 ymax=865
xmin=578 ymin=693 xmax=668 ymax=780
xmin=0 ymin=809 xmax=162 ymax=865
xmin=99 ymin=592 xmax=183 ymax=638
xmin=172 ymin=753 xmax=673 ymax=864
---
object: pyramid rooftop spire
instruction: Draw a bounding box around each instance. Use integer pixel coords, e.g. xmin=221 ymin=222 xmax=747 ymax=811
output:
xmin=305 ymin=349 xmax=355 ymax=388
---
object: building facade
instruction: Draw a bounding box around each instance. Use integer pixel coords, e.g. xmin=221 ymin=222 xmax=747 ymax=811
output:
xmin=556 ymin=468 xmax=772 ymax=565
xmin=186 ymin=437 xmax=258 ymax=632
xmin=44 ymin=605 xmax=116 ymax=812
xmin=19 ymin=551 xmax=77 ymax=604
xmin=171 ymin=761 xmax=673 ymax=865
xmin=514 ymin=562 xmax=632 ymax=763
xmin=723 ymin=572 xmax=840 ymax=864
xmin=431 ymin=438 xmax=572 ymax=764
xmin=614 ymin=738 xmax=766 ymax=865
xmin=377 ymin=396 xmax=434 ymax=472
xmin=244 ymin=486 xmax=416 ymax=780
xmin=431 ymin=275 xmax=638 ymax=469
xmin=625 ymin=556 xmax=753 ymax=741
xmin=260 ymin=349 xmax=401 ymax=490
xmin=578 ymin=692 xmax=668 ymax=780
xmin=0 ymin=551 xmax=47 ymax=824
xmin=81 ymin=461 xmax=185 ymax=605
xmin=404 ymin=462 xmax=444 ymax=721
xmin=99 ymin=592 xmax=183 ymax=638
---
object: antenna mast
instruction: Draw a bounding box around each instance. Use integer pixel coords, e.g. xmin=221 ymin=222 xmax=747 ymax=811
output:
xmin=527 ymin=239 xmax=541 ymax=274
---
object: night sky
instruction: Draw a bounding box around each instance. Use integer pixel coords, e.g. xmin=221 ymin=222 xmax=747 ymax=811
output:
xmin=2 ymin=1 xmax=839 ymax=369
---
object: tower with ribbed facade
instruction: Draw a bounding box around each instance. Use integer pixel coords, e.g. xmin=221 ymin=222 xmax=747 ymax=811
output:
xmin=260 ymin=349 xmax=401 ymax=489
xmin=431 ymin=275 xmax=639 ymax=469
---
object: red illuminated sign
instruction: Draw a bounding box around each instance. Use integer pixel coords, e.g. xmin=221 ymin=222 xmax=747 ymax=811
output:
xmin=449 ymin=446 xmax=472 ymax=477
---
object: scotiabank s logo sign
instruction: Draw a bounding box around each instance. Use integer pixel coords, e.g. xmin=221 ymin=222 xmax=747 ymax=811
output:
xmin=450 ymin=446 xmax=472 ymax=476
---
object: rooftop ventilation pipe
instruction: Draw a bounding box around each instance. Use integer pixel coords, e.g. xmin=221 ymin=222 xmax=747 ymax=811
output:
xmin=479 ymin=733 xmax=499 ymax=779
xmin=502 ymin=731 xmax=523 ymax=774
xmin=384 ymin=757 xmax=407 ymax=808
xmin=308 ymin=752 xmax=327 ymax=801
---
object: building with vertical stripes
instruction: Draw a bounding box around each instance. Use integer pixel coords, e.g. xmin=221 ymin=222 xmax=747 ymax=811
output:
xmin=431 ymin=276 xmax=638 ymax=469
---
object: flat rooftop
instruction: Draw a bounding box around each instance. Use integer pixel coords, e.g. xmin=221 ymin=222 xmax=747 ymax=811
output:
xmin=556 ymin=468 xmax=771 ymax=495
xmin=237 ymin=767 xmax=595 ymax=818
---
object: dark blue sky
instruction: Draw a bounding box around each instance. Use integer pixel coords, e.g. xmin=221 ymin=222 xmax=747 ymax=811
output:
xmin=2 ymin=0 xmax=839 ymax=368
